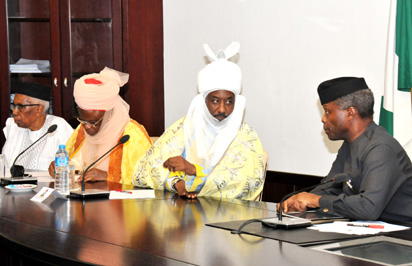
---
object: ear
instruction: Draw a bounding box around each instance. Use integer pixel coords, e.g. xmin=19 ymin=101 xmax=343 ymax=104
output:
xmin=35 ymin=105 xmax=45 ymax=116
xmin=346 ymin=106 xmax=358 ymax=118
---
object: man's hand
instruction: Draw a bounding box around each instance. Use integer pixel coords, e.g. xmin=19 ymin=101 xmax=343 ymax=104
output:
xmin=83 ymin=168 xmax=108 ymax=182
xmin=280 ymin=192 xmax=321 ymax=212
xmin=163 ymin=156 xmax=196 ymax=176
xmin=174 ymin=180 xmax=197 ymax=199
xmin=48 ymin=161 xmax=55 ymax=177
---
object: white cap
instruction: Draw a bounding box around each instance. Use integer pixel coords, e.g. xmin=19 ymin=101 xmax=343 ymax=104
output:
xmin=197 ymin=42 xmax=241 ymax=95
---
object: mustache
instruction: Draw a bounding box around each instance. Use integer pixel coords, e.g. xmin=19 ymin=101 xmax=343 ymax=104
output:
xmin=213 ymin=113 xmax=228 ymax=119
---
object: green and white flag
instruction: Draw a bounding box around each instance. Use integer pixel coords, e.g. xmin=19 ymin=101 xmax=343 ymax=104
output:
xmin=379 ymin=0 xmax=412 ymax=157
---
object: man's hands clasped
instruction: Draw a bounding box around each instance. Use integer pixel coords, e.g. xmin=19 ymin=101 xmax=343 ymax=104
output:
xmin=163 ymin=156 xmax=198 ymax=199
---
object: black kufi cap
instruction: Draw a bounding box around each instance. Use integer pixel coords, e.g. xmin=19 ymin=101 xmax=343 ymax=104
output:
xmin=317 ymin=77 xmax=369 ymax=105
xmin=11 ymin=81 xmax=51 ymax=101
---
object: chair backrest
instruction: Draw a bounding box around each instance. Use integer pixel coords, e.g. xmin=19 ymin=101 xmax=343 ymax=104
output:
xmin=258 ymin=151 xmax=269 ymax=201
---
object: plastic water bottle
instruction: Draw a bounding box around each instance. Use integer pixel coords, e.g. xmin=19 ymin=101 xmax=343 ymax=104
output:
xmin=55 ymin=144 xmax=69 ymax=194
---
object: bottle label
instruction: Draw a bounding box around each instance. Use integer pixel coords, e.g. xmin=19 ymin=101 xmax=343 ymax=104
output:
xmin=55 ymin=156 xmax=68 ymax=166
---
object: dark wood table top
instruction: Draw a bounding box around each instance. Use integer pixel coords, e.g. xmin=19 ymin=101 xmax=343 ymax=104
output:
xmin=0 ymin=181 xmax=384 ymax=265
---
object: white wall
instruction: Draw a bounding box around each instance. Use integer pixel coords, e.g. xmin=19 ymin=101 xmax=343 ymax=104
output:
xmin=163 ymin=0 xmax=391 ymax=176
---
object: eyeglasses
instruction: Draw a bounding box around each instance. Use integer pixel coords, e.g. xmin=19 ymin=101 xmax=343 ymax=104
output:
xmin=10 ymin=103 xmax=40 ymax=111
xmin=76 ymin=117 xmax=104 ymax=127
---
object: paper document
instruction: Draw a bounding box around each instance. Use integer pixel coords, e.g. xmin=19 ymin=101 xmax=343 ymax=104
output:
xmin=109 ymin=189 xmax=156 ymax=200
xmin=10 ymin=58 xmax=50 ymax=73
xmin=309 ymin=221 xmax=409 ymax=235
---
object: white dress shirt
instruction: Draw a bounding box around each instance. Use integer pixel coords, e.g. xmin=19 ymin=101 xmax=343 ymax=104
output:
xmin=2 ymin=115 xmax=73 ymax=171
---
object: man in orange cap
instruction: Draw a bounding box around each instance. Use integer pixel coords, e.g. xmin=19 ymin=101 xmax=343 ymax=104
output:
xmin=49 ymin=67 xmax=152 ymax=185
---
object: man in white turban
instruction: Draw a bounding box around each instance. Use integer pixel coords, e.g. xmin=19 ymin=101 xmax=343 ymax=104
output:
xmin=133 ymin=42 xmax=265 ymax=200
xmin=48 ymin=67 xmax=152 ymax=185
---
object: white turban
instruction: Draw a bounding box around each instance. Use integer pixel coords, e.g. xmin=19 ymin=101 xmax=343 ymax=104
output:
xmin=184 ymin=42 xmax=246 ymax=170
xmin=198 ymin=42 xmax=242 ymax=95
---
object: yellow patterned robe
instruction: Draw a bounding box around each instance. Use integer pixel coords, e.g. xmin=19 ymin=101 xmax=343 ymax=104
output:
xmin=66 ymin=120 xmax=152 ymax=185
xmin=133 ymin=118 xmax=265 ymax=200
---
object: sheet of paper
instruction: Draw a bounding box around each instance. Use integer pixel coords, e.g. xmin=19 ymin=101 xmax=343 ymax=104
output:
xmin=109 ymin=189 xmax=156 ymax=200
xmin=308 ymin=221 xmax=409 ymax=235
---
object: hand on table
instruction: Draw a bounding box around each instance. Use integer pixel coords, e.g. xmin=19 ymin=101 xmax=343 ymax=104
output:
xmin=280 ymin=192 xmax=321 ymax=212
xmin=174 ymin=180 xmax=197 ymax=199
xmin=83 ymin=168 xmax=108 ymax=182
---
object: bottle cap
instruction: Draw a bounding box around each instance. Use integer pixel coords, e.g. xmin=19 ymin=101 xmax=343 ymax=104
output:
xmin=58 ymin=144 xmax=66 ymax=149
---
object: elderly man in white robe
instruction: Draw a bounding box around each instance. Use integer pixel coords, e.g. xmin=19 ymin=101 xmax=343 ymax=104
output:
xmin=2 ymin=82 xmax=73 ymax=171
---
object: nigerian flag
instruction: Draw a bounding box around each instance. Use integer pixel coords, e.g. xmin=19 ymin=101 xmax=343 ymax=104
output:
xmin=379 ymin=0 xmax=412 ymax=157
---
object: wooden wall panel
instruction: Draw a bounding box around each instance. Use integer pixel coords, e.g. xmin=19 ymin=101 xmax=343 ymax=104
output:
xmin=262 ymin=171 xmax=322 ymax=203
xmin=0 ymin=0 xmax=9 ymax=145
xmin=125 ymin=0 xmax=164 ymax=136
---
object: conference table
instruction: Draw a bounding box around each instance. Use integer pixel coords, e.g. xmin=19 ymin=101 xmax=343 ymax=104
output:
xmin=0 ymin=181 xmax=409 ymax=266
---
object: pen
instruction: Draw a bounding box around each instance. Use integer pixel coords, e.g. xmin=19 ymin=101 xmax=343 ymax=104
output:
xmin=347 ymin=223 xmax=384 ymax=229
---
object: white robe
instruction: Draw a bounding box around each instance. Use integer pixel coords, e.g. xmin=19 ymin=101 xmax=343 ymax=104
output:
xmin=2 ymin=115 xmax=73 ymax=171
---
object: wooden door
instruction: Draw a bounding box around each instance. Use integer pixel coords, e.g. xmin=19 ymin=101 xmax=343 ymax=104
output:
xmin=59 ymin=0 xmax=123 ymax=126
xmin=0 ymin=0 xmax=164 ymax=147
xmin=0 ymin=0 xmax=61 ymax=143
